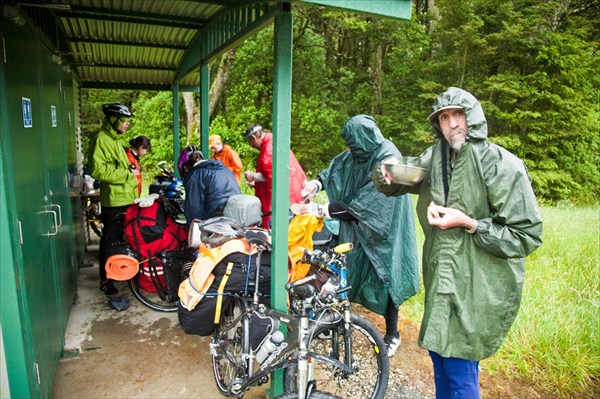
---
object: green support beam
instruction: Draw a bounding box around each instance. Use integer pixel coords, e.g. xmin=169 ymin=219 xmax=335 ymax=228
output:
xmin=200 ymin=64 xmax=210 ymax=158
xmin=175 ymin=3 xmax=279 ymax=84
xmin=298 ymin=0 xmax=412 ymax=20
xmin=172 ymin=83 xmax=180 ymax=176
xmin=268 ymin=4 xmax=293 ymax=396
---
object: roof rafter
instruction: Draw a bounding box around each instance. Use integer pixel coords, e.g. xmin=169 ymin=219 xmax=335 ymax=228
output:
xmin=67 ymin=38 xmax=187 ymax=51
xmin=55 ymin=8 xmax=206 ymax=30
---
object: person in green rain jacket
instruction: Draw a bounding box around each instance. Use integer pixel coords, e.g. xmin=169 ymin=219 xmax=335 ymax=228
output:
xmin=298 ymin=115 xmax=420 ymax=357
xmin=88 ymin=104 xmax=138 ymax=296
xmin=372 ymin=87 xmax=543 ymax=399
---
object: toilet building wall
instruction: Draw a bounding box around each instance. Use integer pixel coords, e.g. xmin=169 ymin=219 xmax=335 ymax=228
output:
xmin=1 ymin=11 xmax=84 ymax=399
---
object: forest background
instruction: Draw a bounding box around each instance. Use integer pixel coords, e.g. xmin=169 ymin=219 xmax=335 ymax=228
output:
xmin=79 ymin=0 xmax=599 ymax=396
xmin=81 ymin=0 xmax=599 ymax=205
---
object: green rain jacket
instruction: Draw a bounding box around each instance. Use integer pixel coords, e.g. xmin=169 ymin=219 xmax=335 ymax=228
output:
xmin=319 ymin=115 xmax=420 ymax=315
xmin=372 ymin=88 xmax=542 ymax=360
xmin=88 ymin=118 xmax=138 ymax=207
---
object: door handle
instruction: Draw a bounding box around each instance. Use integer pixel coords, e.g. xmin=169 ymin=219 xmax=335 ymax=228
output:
xmin=51 ymin=204 xmax=62 ymax=227
xmin=41 ymin=209 xmax=58 ymax=236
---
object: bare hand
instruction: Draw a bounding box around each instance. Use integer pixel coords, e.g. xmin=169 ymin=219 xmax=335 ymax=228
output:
xmin=301 ymin=181 xmax=318 ymax=201
xmin=427 ymin=202 xmax=472 ymax=230
xmin=380 ymin=157 xmax=399 ymax=185
xmin=380 ymin=164 xmax=392 ymax=185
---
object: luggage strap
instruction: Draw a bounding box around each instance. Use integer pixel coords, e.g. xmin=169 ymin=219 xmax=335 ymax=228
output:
xmin=214 ymin=262 xmax=234 ymax=324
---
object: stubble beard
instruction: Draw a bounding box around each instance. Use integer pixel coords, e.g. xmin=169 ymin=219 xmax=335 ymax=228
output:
xmin=449 ymin=128 xmax=467 ymax=152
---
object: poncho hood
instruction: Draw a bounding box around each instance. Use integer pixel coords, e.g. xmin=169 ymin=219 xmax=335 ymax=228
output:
xmin=429 ymin=87 xmax=488 ymax=141
xmin=342 ymin=115 xmax=385 ymax=161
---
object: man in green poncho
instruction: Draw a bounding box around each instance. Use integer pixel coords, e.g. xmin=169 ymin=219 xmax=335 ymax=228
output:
xmin=298 ymin=114 xmax=420 ymax=357
xmin=372 ymin=87 xmax=543 ymax=398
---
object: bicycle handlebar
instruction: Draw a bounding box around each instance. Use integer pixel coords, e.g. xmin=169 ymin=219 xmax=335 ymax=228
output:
xmin=333 ymin=242 xmax=354 ymax=254
xmin=285 ymin=274 xmax=317 ymax=291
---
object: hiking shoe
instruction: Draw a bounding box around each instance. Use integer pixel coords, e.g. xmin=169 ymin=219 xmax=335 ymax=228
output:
xmin=100 ymin=280 xmax=119 ymax=296
xmin=385 ymin=336 xmax=401 ymax=357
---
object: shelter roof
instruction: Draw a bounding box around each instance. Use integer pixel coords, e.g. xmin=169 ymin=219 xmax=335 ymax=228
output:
xmin=5 ymin=0 xmax=411 ymax=91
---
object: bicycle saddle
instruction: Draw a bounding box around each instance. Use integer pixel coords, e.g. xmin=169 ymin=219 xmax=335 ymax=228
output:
xmin=245 ymin=229 xmax=272 ymax=251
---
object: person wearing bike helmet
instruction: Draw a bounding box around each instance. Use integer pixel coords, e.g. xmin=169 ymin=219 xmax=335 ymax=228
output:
xmin=88 ymin=103 xmax=139 ymax=295
xmin=182 ymin=150 xmax=241 ymax=224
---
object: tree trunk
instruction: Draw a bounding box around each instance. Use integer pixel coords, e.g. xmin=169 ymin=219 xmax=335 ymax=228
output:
xmin=183 ymin=92 xmax=197 ymax=145
xmin=209 ymin=49 xmax=236 ymax=118
xmin=370 ymin=43 xmax=384 ymax=115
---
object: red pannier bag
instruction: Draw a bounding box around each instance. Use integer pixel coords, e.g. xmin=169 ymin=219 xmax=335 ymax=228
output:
xmin=124 ymin=199 xmax=187 ymax=292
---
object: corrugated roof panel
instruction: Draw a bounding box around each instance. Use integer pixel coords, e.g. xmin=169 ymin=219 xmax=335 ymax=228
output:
xmin=25 ymin=1 xmax=411 ymax=89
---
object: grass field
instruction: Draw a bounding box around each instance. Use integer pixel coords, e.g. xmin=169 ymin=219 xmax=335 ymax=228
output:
xmin=403 ymin=202 xmax=600 ymax=397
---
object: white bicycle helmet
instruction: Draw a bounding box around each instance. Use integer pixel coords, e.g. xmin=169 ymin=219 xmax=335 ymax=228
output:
xmin=102 ymin=104 xmax=132 ymax=118
xmin=199 ymin=216 xmax=245 ymax=247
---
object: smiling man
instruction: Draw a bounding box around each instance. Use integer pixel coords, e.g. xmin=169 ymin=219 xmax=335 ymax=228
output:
xmin=372 ymin=87 xmax=543 ymax=399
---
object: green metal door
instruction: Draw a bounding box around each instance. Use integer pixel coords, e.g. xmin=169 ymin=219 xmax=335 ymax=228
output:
xmin=1 ymin=20 xmax=65 ymax=398
xmin=40 ymin=49 xmax=78 ymax=330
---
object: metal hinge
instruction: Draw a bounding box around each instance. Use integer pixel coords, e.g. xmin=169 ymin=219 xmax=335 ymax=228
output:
xmin=2 ymin=34 xmax=6 ymax=64
xmin=18 ymin=221 xmax=23 ymax=245
xmin=34 ymin=362 xmax=41 ymax=385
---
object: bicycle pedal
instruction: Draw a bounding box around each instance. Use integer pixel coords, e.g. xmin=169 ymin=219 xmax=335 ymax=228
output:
xmin=229 ymin=378 xmax=245 ymax=395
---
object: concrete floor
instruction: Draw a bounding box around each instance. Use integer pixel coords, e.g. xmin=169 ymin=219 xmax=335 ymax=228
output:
xmin=52 ymin=241 xmax=268 ymax=399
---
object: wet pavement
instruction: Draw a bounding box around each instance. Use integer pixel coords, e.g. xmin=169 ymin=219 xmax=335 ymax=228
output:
xmin=52 ymin=241 xmax=268 ymax=399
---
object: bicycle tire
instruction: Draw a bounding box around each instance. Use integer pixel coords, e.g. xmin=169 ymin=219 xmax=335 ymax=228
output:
xmin=128 ymin=275 xmax=178 ymax=312
xmin=211 ymin=297 xmax=245 ymax=396
xmin=274 ymin=390 xmax=342 ymax=399
xmin=283 ymin=313 xmax=389 ymax=399
xmin=90 ymin=220 xmax=103 ymax=238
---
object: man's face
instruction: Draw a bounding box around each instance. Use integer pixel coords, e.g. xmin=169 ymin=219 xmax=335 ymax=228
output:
xmin=438 ymin=108 xmax=467 ymax=151
xmin=246 ymin=133 xmax=262 ymax=150
xmin=210 ymin=141 xmax=224 ymax=154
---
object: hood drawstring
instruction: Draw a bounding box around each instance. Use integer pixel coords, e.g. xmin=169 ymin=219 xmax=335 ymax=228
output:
xmin=441 ymin=141 xmax=451 ymax=206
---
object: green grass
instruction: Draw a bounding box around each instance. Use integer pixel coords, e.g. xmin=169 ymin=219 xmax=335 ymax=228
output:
xmin=403 ymin=201 xmax=600 ymax=397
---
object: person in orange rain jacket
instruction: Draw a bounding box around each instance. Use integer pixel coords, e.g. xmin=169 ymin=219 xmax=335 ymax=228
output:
xmin=209 ymin=134 xmax=243 ymax=184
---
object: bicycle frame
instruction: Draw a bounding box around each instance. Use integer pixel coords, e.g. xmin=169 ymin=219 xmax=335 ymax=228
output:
xmin=211 ymin=236 xmax=356 ymax=399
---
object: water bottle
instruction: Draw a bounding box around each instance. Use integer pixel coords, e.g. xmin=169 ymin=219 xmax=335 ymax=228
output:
xmin=320 ymin=275 xmax=340 ymax=298
xmin=255 ymin=330 xmax=285 ymax=364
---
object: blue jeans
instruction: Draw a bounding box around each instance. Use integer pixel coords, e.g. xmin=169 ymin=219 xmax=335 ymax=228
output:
xmin=429 ymin=351 xmax=480 ymax=399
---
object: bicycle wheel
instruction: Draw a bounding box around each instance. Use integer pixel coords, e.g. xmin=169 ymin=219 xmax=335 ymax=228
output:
xmin=128 ymin=274 xmax=178 ymax=312
xmin=275 ymin=391 xmax=341 ymax=399
xmin=211 ymin=297 xmax=245 ymax=396
xmin=284 ymin=313 xmax=389 ymax=399
xmin=89 ymin=220 xmax=103 ymax=238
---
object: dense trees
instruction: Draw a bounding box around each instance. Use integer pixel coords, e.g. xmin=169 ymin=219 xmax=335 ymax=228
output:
xmin=81 ymin=0 xmax=599 ymax=203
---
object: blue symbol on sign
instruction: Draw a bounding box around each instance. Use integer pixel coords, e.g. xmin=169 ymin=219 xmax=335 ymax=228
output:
xmin=51 ymin=105 xmax=57 ymax=127
xmin=22 ymin=97 xmax=32 ymax=128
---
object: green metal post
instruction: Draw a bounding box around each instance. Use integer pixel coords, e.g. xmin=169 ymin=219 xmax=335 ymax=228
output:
xmin=172 ymin=84 xmax=180 ymax=175
xmin=200 ymin=64 xmax=210 ymax=159
xmin=268 ymin=4 xmax=293 ymax=397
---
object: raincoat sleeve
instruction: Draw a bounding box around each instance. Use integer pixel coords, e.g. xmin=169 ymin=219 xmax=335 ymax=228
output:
xmin=184 ymin=171 xmax=206 ymax=222
xmin=473 ymin=149 xmax=542 ymax=258
xmin=90 ymin=134 xmax=135 ymax=185
xmin=257 ymin=144 xmax=273 ymax=184
xmin=371 ymin=147 xmax=433 ymax=197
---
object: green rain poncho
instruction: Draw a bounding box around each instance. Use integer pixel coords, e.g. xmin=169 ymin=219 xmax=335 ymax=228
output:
xmin=372 ymin=88 xmax=543 ymax=360
xmin=319 ymin=115 xmax=419 ymax=315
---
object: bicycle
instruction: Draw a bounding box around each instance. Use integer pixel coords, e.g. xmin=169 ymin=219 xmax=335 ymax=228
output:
xmin=82 ymin=190 xmax=103 ymax=239
xmin=210 ymin=229 xmax=388 ymax=399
